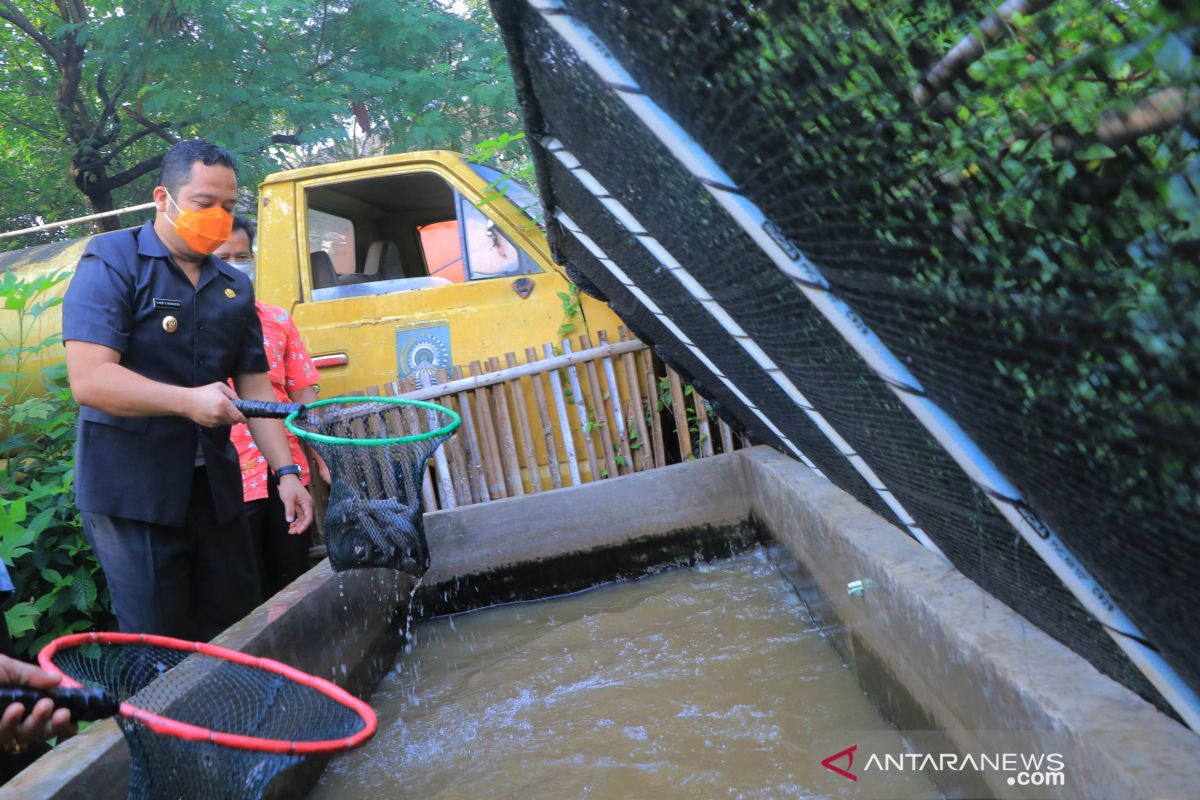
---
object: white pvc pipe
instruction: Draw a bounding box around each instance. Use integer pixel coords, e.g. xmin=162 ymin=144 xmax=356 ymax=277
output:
xmin=526 ymin=0 xmax=1200 ymax=732
xmin=546 ymin=139 xmax=945 ymax=559
xmin=0 ymin=202 xmax=155 ymax=240
xmin=544 ymin=342 xmax=583 ymax=485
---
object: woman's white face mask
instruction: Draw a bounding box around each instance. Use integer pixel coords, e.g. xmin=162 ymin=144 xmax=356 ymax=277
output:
xmin=227 ymin=261 xmax=254 ymax=280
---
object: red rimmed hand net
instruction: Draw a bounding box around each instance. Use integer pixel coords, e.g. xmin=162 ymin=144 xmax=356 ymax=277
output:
xmin=39 ymin=632 xmax=376 ymax=800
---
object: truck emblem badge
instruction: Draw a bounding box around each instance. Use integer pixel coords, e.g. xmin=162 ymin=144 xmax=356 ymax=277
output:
xmin=512 ymin=277 xmax=534 ymax=299
xmin=225 ymin=288 xmax=236 ymax=299
xmin=396 ymin=324 xmax=451 ymax=382
xmin=162 ymin=316 xmax=178 ymax=334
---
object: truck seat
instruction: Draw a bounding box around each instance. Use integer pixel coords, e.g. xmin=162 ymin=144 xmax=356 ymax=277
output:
xmin=363 ymin=240 xmax=405 ymax=279
xmin=310 ymin=251 xmax=338 ymax=290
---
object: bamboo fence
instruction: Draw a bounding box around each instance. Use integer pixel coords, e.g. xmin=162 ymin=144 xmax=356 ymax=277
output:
xmin=304 ymin=328 xmax=746 ymax=528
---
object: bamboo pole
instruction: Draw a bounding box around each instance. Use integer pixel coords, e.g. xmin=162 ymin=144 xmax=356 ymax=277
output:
xmin=437 ymin=389 xmax=473 ymax=506
xmin=452 ymin=365 xmax=490 ymax=503
xmin=325 ymin=406 xmax=355 ymax=501
xmin=619 ymin=327 xmax=652 ymax=470
xmin=487 ymin=356 xmax=525 ymax=497
xmin=399 ymin=339 xmax=646 ymax=401
xmin=561 ymin=339 xmax=601 ymax=481
xmin=381 ymin=383 xmax=434 ymax=510
xmin=526 ymin=346 xmax=564 ymax=490
xmin=719 ymin=417 xmax=736 ymax=455
xmin=640 ymin=347 xmax=667 ymax=467
xmin=596 ymin=330 xmax=634 ymax=474
xmin=693 ymin=392 xmax=714 ymax=458
xmin=505 ymin=352 xmax=543 ymax=493
xmin=364 ymin=397 xmax=397 ymax=502
xmin=469 ymin=361 xmax=507 ymax=499
xmin=435 ymin=368 xmax=474 ymax=505
xmin=398 ymin=388 xmax=441 ymax=513
xmin=409 ymin=376 xmax=456 ymax=508
xmin=667 ymin=368 xmax=693 ymax=461
xmin=544 ymin=342 xmax=582 ymax=486
xmin=578 ymin=334 xmax=618 ymax=480
xmin=305 ymin=446 xmax=329 ymax=544
xmin=349 ymin=386 xmax=384 ymax=499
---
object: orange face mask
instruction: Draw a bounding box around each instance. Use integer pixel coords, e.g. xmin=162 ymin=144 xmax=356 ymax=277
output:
xmin=164 ymin=190 xmax=233 ymax=255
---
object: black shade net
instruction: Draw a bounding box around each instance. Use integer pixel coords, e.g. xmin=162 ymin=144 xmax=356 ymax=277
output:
xmin=48 ymin=641 xmax=366 ymax=800
xmin=491 ymin=0 xmax=1200 ymax=714
xmin=291 ymin=400 xmax=457 ymax=574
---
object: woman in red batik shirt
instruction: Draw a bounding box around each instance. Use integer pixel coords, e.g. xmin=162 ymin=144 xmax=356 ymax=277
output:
xmin=219 ymin=217 xmax=329 ymax=595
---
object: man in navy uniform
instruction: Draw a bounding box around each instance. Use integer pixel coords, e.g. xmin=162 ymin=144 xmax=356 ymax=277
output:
xmin=62 ymin=140 xmax=313 ymax=641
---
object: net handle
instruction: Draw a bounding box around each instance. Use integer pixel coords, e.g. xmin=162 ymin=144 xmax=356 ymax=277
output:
xmin=38 ymin=632 xmax=377 ymax=755
xmin=284 ymin=395 xmax=461 ymax=446
xmin=234 ymin=399 xmax=304 ymax=419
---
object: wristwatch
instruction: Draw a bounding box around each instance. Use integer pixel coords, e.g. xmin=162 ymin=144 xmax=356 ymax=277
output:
xmin=273 ymin=464 xmax=303 ymax=480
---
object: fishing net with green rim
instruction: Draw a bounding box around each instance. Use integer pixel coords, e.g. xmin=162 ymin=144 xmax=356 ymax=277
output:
xmin=282 ymin=396 xmax=460 ymax=575
xmin=38 ymin=632 xmax=376 ymax=800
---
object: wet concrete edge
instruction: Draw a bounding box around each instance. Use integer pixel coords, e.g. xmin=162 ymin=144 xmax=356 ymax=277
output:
xmin=0 ymin=564 xmax=415 ymax=800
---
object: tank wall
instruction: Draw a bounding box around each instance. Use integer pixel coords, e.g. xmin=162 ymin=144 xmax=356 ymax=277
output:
xmin=738 ymin=447 xmax=1200 ymax=800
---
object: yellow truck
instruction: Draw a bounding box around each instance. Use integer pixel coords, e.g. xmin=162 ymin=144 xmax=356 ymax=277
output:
xmin=0 ymin=150 xmax=624 ymax=399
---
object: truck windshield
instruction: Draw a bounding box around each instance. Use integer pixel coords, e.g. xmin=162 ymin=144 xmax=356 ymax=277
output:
xmin=467 ymin=163 xmax=544 ymax=227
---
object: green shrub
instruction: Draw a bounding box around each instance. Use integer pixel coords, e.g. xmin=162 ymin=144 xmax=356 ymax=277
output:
xmin=0 ymin=270 xmax=113 ymax=658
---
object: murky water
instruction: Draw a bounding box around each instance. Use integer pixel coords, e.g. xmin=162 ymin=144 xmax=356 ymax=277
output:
xmin=312 ymin=549 xmax=939 ymax=799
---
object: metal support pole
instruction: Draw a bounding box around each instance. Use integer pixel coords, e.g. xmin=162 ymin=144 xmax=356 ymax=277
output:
xmin=546 ymin=140 xmax=945 ymax=559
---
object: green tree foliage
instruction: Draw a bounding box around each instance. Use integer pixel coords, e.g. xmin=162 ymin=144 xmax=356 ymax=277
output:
xmin=0 ymin=0 xmax=518 ymax=244
xmin=728 ymin=0 xmax=1197 ymax=479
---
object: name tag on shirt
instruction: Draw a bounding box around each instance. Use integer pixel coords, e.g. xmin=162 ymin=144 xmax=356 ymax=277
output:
xmin=153 ymin=298 xmax=183 ymax=309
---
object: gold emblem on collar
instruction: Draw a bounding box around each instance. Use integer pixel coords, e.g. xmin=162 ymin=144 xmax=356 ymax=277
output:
xmin=225 ymin=288 xmax=236 ymax=299
xmin=162 ymin=315 xmax=178 ymax=334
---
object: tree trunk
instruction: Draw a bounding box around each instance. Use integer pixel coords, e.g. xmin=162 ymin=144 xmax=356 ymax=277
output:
xmin=71 ymin=156 xmax=121 ymax=231
xmin=85 ymin=188 xmax=120 ymax=232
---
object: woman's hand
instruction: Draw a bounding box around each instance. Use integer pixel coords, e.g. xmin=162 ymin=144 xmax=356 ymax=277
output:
xmin=0 ymin=656 xmax=77 ymax=749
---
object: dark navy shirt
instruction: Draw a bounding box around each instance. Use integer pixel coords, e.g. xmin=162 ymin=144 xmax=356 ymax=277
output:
xmin=62 ymin=222 xmax=268 ymax=526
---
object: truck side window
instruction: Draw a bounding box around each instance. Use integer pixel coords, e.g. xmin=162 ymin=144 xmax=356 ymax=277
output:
xmin=308 ymin=209 xmax=356 ymax=275
xmin=416 ymin=201 xmax=538 ymax=284
xmin=304 ymin=170 xmax=540 ymax=302
xmin=460 ymin=200 xmax=538 ymax=280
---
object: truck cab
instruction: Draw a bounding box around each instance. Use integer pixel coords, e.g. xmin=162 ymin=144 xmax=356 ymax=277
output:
xmin=253 ymin=150 xmax=620 ymax=396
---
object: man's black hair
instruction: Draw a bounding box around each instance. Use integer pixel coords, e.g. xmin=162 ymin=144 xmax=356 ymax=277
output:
xmin=231 ymin=215 xmax=255 ymax=249
xmin=158 ymin=140 xmax=238 ymax=194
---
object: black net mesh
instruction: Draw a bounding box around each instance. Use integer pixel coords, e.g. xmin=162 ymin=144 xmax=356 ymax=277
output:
xmin=291 ymin=400 xmax=457 ymax=574
xmin=491 ymin=0 xmax=1200 ymax=714
xmin=49 ymin=641 xmax=367 ymax=800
